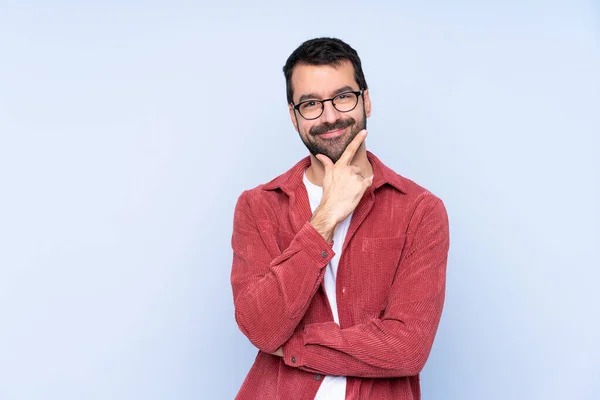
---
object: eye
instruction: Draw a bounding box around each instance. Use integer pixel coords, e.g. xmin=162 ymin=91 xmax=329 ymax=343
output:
xmin=300 ymin=101 xmax=319 ymax=110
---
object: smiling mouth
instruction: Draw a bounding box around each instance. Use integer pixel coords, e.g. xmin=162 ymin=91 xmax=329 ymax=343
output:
xmin=318 ymin=129 xmax=345 ymax=139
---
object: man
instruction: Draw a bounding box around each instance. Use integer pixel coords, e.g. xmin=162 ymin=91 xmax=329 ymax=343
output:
xmin=230 ymin=37 xmax=449 ymax=399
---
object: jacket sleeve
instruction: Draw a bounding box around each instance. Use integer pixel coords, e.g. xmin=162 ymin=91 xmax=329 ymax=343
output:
xmin=281 ymin=196 xmax=450 ymax=378
xmin=231 ymin=190 xmax=334 ymax=353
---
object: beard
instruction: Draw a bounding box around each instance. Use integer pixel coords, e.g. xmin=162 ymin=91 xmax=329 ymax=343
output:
xmin=300 ymin=110 xmax=367 ymax=163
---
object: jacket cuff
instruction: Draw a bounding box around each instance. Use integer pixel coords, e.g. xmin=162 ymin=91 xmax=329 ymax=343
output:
xmin=293 ymin=221 xmax=335 ymax=265
xmin=282 ymin=328 xmax=306 ymax=368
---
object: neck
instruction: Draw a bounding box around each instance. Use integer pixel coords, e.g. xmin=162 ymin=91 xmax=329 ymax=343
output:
xmin=305 ymin=145 xmax=372 ymax=187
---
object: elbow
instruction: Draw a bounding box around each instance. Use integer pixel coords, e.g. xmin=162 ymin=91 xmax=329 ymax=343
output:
xmin=393 ymin=347 xmax=431 ymax=377
xmin=376 ymin=340 xmax=431 ymax=378
xmin=235 ymin=307 xmax=285 ymax=353
xmin=402 ymin=355 xmax=428 ymax=377
xmin=386 ymin=322 xmax=438 ymax=377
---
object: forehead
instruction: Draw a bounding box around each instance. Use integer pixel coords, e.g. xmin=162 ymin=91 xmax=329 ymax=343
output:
xmin=291 ymin=60 xmax=357 ymax=102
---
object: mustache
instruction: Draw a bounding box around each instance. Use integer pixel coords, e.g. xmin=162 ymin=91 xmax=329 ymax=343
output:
xmin=310 ymin=118 xmax=355 ymax=136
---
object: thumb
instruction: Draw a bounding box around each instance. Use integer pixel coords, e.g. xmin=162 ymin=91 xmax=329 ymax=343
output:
xmin=315 ymin=154 xmax=334 ymax=169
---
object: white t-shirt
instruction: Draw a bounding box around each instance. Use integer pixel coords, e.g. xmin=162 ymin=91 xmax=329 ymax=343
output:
xmin=303 ymin=171 xmax=352 ymax=400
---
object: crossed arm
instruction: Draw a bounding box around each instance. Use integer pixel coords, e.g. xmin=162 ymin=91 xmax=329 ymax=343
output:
xmin=231 ymin=191 xmax=449 ymax=378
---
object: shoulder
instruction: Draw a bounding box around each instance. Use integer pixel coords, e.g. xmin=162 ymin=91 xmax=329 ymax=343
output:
xmin=234 ymin=156 xmax=308 ymax=217
xmin=372 ymin=152 xmax=443 ymax=203
xmin=371 ymin=153 xmax=447 ymax=221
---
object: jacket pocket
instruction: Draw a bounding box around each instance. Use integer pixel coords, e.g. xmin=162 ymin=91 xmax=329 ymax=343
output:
xmin=358 ymin=236 xmax=406 ymax=313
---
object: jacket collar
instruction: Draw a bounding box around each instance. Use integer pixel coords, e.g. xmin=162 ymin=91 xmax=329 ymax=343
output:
xmin=261 ymin=151 xmax=407 ymax=195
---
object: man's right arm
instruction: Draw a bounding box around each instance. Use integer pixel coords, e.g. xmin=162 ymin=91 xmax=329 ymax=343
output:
xmin=230 ymin=190 xmax=335 ymax=354
xmin=232 ymin=130 xmax=371 ymax=354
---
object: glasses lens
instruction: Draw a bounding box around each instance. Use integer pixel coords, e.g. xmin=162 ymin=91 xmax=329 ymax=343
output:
xmin=333 ymin=92 xmax=358 ymax=112
xmin=299 ymin=101 xmax=322 ymax=119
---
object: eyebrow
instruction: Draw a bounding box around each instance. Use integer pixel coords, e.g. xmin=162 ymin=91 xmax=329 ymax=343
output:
xmin=297 ymin=85 xmax=357 ymax=104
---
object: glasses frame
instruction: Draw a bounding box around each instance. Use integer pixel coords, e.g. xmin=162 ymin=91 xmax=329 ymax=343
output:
xmin=291 ymin=89 xmax=364 ymax=120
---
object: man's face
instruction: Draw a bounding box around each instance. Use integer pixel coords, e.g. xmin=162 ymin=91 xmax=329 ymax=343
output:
xmin=288 ymin=60 xmax=371 ymax=163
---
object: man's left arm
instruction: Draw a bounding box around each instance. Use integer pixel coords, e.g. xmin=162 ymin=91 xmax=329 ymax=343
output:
xmin=277 ymin=196 xmax=450 ymax=378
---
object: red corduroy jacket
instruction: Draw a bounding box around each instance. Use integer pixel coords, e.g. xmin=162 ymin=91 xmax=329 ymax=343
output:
xmin=231 ymin=151 xmax=450 ymax=399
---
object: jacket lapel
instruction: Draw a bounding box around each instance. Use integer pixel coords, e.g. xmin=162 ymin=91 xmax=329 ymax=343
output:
xmin=341 ymin=189 xmax=375 ymax=255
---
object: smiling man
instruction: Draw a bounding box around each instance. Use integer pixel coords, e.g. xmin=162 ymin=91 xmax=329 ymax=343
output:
xmin=230 ymin=37 xmax=450 ymax=399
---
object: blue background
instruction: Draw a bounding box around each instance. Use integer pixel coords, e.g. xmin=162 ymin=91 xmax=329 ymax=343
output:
xmin=1 ymin=1 xmax=598 ymax=399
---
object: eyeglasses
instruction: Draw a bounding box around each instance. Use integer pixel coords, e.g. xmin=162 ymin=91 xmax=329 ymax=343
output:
xmin=292 ymin=89 xmax=364 ymax=120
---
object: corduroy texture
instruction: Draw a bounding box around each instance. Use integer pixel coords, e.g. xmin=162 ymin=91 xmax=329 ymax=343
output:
xmin=231 ymin=152 xmax=450 ymax=400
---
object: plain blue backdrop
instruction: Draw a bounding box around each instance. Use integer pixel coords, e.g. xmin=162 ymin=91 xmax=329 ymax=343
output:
xmin=0 ymin=1 xmax=598 ymax=399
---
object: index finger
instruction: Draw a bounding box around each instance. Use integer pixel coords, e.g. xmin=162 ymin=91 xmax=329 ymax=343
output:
xmin=337 ymin=129 xmax=367 ymax=165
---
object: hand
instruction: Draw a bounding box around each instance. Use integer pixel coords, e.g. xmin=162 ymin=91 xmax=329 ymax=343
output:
xmin=270 ymin=347 xmax=284 ymax=357
xmin=310 ymin=130 xmax=373 ymax=240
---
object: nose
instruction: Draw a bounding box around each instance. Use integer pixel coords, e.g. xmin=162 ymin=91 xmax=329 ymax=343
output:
xmin=320 ymin=100 xmax=341 ymax=125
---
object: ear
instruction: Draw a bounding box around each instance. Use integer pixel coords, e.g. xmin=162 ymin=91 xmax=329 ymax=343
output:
xmin=288 ymin=103 xmax=299 ymax=132
xmin=363 ymin=88 xmax=372 ymax=118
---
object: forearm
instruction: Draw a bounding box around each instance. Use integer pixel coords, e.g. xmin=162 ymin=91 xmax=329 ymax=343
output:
xmin=309 ymin=206 xmax=337 ymax=243
xmin=233 ymin=219 xmax=335 ymax=353
xmin=281 ymin=293 xmax=444 ymax=378
xmin=282 ymin=196 xmax=449 ymax=377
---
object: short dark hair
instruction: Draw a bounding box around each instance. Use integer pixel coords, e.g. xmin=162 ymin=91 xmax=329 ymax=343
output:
xmin=282 ymin=37 xmax=368 ymax=104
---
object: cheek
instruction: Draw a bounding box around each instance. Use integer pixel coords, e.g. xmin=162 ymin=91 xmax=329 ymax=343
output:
xmin=300 ymin=122 xmax=315 ymax=136
xmin=352 ymin=109 xmax=365 ymax=123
